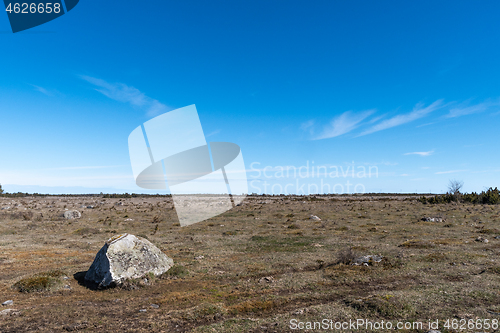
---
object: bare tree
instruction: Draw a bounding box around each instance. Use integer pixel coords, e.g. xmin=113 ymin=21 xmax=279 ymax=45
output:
xmin=448 ymin=179 xmax=464 ymax=195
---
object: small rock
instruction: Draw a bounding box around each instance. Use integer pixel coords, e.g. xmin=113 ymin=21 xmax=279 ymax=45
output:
xmin=150 ymin=304 xmax=159 ymax=309
xmin=1 ymin=206 xmax=10 ymax=210
xmin=312 ymin=243 xmax=324 ymax=247
xmin=310 ymin=215 xmax=321 ymax=221
xmin=2 ymin=300 xmax=13 ymax=306
xmin=495 ymin=235 xmax=500 ymax=239
xmin=259 ymin=276 xmax=274 ymax=283
xmin=0 ymin=308 xmax=19 ymax=316
xmin=87 ymin=205 xmax=94 ymax=209
xmin=427 ymin=331 xmax=441 ymax=333
xmin=476 ymin=236 xmax=489 ymax=243
xmin=63 ymin=210 xmax=81 ymax=219
xmin=194 ymin=255 xmax=205 ymax=260
xmin=422 ymin=217 xmax=444 ymax=222
xmin=352 ymin=255 xmax=383 ymax=266
xmin=139 ymin=309 xmax=147 ymax=312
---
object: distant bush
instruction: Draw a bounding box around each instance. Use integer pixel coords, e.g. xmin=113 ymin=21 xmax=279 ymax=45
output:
xmin=420 ymin=187 xmax=500 ymax=205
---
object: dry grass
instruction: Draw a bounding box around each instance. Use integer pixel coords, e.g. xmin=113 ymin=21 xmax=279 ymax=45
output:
xmin=0 ymin=195 xmax=499 ymax=332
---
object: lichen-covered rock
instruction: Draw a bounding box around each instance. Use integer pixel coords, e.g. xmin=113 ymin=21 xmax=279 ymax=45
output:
xmin=421 ymin=217 xmax=444 ymax=222
xmin=84 ymin=234 xmax=173 ymax=288
xmin=63 ymin=210 xmax=81 ymax=219
xmin=352 ymin=255 xmax=383 ymax=266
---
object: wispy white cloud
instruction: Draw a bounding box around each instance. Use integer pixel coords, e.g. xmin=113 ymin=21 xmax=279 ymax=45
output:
xmin=30 ymin=84 xmax=54 ymax=96
xmin=300 ymin=120 xmax=315 ymax=136
xmin=206 ymin=130 xmax=220 ymax=138
xmin=359 ymin=100 xmax=444 ymax=136
xmin=435 ymin=169 xmax=467 ymax=175
xmin=45 ymin=165 xmax=127 ymax=171
xmin=80 ymin=75 xmax=170 ymax=117
xmin=445 ymin=99 xmax=500 ymax=118
xmin=312 ymin=109 xmax=375 ymax=140
xmin=404 ymin=150 xmax=434 ymax=157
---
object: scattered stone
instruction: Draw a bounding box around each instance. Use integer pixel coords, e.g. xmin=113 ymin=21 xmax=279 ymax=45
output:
xmin=310 ymin=215 xmax=321 ymax=221
xmin=150 ymin=304 xmax=159 ymax=309
xmin=486 ymin=310 xmax=500 ymax=315
xmin=84 ymin=234 xmax=174 ymax=289
xmin=87 ymin=205 xmax=94 ymax=209
xmin=0 ymin=308 xmax=19 ymax=316
xmin=139 ymin=309 xmax=147 ymax=312
xmin=2 ymin=300 xmax=13 ymax=306
xmin=352 ymin=255 xmax=383 ymax=266
xmin=476 ymin=236 xmax=489 ymax=243
xmin=259 ymin=276 xmax=274 ymax=283
xmin=1 ymin=206 xmax=10 ymax=210
xmin=194 ymin=255 xmax=205 ymax=260
xmin=312 ymin=243 xmax=324 ymax=247
xmin=422 ymin=217 xmax=444 ymax=222
xmin=63 ymin=210 xmax=81 ymax=219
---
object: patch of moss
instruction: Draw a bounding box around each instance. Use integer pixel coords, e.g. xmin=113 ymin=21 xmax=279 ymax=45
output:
xmin=13 ymin=270 xmax=66 ymax=293
xmin=163 ymin=265 xmax=189 ymax=278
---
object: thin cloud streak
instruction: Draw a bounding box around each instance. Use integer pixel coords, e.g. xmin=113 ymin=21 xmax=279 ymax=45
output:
xmin=359 ymin=100 xmax=444 ymax=136
xmin=404 ymin=150 xmax=434 ymax=157
xmin=445 ymin=99 xmax=500 ymax=118
xmin=80 ymin=75 xmax=170 ymax=117
xmin=30 ymin=84 xmax=53 ymax=96
xmin=435 ymin=169 xmax=467 ymax=174
xmin=45 ymin=165 xmax=127 ymax=171
xmin=312 ymin=109 xmax=375 ymax=140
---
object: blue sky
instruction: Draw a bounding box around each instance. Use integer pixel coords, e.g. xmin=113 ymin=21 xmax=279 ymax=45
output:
xmin=0 ymin=0 xmax=499 ymax=194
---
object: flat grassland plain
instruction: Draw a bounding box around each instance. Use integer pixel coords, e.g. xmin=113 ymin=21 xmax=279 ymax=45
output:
xmin=0 ymin=195 xmax=499 ymax=332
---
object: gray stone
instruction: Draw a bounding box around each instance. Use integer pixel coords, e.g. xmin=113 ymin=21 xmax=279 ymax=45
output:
xmin=422 ymin=217 xmax=444 ymax=222
xmin=352 ymin=255 xmax=383 ymax=266
xmin=310 ymin=215 xmax=321 ymax=221
xmin=150 ymin=304 xmax=159 ymax=309
xmin=427 ymin=331 xmax=441 ymax=333
xmin=2 ymin=300 xmax=13 ymax=306
xmin=63 ymin=210 xmax=81 ymax=219
xmin=259 ymin=276 xmax=274 ymax=283
xmin=476 ymin=236 xmax=489 ymax=243
xmin=495 ymin=235 xmax=500 ymax=239
xmin=84 ymin=234 xmax=174 ymax=289
xmin=0 ymin=308 xmax=19 ymax=316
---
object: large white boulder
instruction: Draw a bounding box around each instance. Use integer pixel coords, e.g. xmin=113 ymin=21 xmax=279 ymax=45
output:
xmin=84 ymin=234 xmax=174 ymax=288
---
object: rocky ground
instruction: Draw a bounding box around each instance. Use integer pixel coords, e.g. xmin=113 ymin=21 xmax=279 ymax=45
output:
xmin=0 ymin=195 xmax=499 ymax=332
